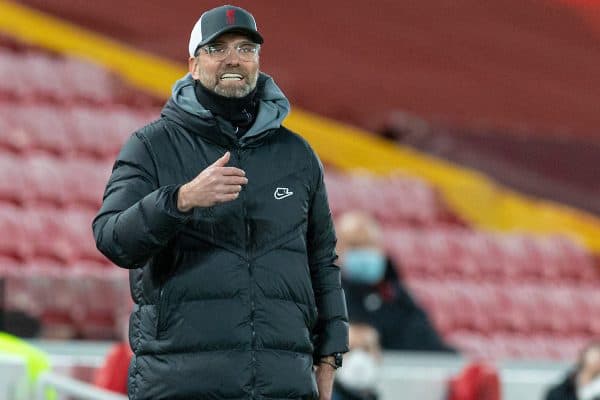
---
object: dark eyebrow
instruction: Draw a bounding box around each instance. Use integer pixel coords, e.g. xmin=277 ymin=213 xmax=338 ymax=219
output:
xmin=210 ymin=40 xmax=256 ymax=47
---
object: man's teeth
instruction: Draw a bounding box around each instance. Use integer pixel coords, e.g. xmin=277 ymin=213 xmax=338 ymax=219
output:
xmin=221 ymin=73 xmax=243 ymax=80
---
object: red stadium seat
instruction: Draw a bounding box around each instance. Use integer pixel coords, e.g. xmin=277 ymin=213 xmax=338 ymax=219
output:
xmin=10 ymin=104 xmax=73 ymax=155
xmin=68 ymin=107 xmax=123 ymax=158
xmin=71 ymin=267 xmax=129 ymax=338
xmin=0 ymin=49 xmax=116 ymax=104
xmin=0 ymin=153 xmax=27 ymax=204
xmin=61 ymin=208 xmax=105 ymax=262
xmin=24 ymin=155 xmax=68 ymax=206
xmin=0 ymin=205 xmax=31 ymax=260
xmin=62 ymin=158 xmax=113 ymax=208
xmin=24 ymin=207 xmax=74 ymax=263
xmin=61 ymin=57 xmax=117 ymax=104
xmin=21 ymin=206 xmax=102 ymax=263
xmin=21 ymin=53 xmax=67 ymax=102
xmin=407 ymin=275 xmax=600 ymax=342
xmin=325 ymin=172 xmax=451 ymax=227
xmin=0 ymin=256 xmax=20 ymax=278
xmin=13 ymin=154 xmax=112 ymax=209
xmin=67 ymin=106 xmax=153 ymax=159
xmin=0 ymin=51 xmax=29 ymax=98
xmin=0 ymin=107 xmax=32 ymax=153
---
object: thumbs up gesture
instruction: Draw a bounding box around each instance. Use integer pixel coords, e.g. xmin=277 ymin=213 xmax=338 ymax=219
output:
xmin=177 ymin=152 xmax=248 ymax=212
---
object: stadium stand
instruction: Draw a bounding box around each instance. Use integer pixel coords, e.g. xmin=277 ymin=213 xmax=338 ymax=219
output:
xmin=1 ymin=33 xmax=599 ymax=361
xmin=0 ymin=36 xmax=147 ymax=340
xmin=325 ymin=172 xmax=461 ymax=227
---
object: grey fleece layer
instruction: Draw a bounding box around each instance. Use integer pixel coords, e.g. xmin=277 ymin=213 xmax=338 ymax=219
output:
xmin=172 ymin=72 xmax=290 ymax=141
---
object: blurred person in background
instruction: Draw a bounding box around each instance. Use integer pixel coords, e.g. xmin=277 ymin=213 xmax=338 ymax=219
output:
xmin=336 ymin=211 xmax=454 ymax=352
xmin=0 ymin=277 xmax=40 ymax=338
xmin=545 ymin=341 xmax=600 ymax=400
xmin=333 ymin=323 xmax=381 ymax=400
xmin=446 ymin=361 xmax=500 ymax=400
xmin=0 ymin=308 xmax=40 ymax=338
xmin=92 ymin=4 xmax=348 ymax=399
xmin=93 ymin=310 xmax=132 ymax=395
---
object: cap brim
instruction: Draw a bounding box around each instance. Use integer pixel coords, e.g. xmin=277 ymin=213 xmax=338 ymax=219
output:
xmin=197 ymin=26 xmax=264 ymax=48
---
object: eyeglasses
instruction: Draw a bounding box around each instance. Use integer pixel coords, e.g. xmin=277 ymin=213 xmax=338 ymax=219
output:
xmin=198 ymin=42 xmax=260 ymax=61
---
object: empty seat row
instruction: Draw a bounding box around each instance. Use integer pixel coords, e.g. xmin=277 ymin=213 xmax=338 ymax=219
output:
xmin=0 ymin=103 xmax=156 ymax=158
xmin=325 ymin=172 xmax=452 ymax=226
xmin=407 ymin=279 xmax=600 ymax=336
xmin=0 ymin=50 xmax=120 ymax=103
xmin=447 ymin=331 xmax=591 ymax=360
xmin=0 ymin=205 xmax=109 ymax=264
xmin=0 ymin=48 xmax=161 ymax=108
xmin=0 ymin=152 xmax=112 ymax=208
xmin=384 ymin=227 xmax=597 ymax=283
xmin=1 ymin=152 xmax=456 ymax=216
xmin=0 ymin=261 xmax=129 ymax=339
xmin=0 ymin=259 xmax=126 ymax=313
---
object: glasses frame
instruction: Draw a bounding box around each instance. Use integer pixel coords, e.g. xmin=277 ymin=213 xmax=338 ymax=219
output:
xmin=196 ymin=42 xmax=261 ymax=62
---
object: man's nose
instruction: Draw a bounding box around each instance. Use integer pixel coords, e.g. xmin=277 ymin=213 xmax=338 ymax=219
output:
xmin=223 ymin=47 xmax=241 ymax=64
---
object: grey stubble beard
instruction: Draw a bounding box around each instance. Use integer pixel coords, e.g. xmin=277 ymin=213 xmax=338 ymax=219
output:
xmin=199 ymin=69 xmax=259 ymax=98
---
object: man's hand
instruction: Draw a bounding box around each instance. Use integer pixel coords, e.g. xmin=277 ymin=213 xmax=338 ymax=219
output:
xmin=315 ymin=362 xmax=336 ymax=400
xmin=177 ymin=152 xmax=248 ymax=212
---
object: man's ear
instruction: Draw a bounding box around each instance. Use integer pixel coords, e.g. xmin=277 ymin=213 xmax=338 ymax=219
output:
xmin=188 ymin=56 xmax=199 ymax=79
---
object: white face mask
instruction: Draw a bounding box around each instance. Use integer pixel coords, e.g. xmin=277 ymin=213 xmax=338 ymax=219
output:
xmin=578 ymin=376 xmax=600 ymax=400
xmin=335 ymin=349 xmax=379 ymax=392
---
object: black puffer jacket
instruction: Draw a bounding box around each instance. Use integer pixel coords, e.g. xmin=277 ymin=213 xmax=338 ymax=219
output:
xmin=93 ymin=73 xmax=349 ymax=399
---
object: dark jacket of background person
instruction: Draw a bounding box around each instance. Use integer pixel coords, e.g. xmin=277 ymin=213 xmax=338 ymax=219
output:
xmin=93 ymin=73 xmax=349 ymax=399
xmin=1 ymin=278 xmax=40 ymax=338
xmin=544 ymin=342 xmax=600 ymax=400
xmin=0 ymin=310 xmax=40 ymax=338
xmin=544 ymin=372 xmax=577 ymax=400
xmin=343 ymin=258 xmax=454 ymax=352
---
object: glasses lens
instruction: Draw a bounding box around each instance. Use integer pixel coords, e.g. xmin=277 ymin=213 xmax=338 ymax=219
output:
xmin=203 ymin=43 xmax=259 ymax=61
xmin=237 ymin=44 xmax=259 ymax=61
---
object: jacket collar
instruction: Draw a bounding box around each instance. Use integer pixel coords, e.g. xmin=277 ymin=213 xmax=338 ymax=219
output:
xmin=161 ymin=72 xmax=290 ymax=148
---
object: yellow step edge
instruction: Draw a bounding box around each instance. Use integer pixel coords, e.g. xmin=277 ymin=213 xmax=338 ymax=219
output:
xmin=2 ymin=0 xmax=600 ymax=253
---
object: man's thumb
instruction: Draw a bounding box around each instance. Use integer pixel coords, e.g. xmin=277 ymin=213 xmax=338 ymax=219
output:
xmin=212 ymin=151 xmax=230 ymax=167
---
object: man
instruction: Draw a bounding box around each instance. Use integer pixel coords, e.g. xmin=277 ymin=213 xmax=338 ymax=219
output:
xmin=545 ymin=342 xmax=600 ymax=400
xmin=0 ymin=278 xmax=40 ymax=338
xmin=333 ymin=323 xmax=381 ymax=400
xmin=336 ymin=211 xmax=453 ymax=352
xmin=92 ymin=5 xmax=348 ymax=399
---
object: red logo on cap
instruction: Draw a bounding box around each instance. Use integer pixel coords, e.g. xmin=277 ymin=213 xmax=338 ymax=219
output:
xmin=226 ymin=9 xmax=236 ymax=25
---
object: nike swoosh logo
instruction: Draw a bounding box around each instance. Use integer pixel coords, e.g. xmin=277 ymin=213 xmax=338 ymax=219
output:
xmin=274 ymin=187 xmax=294 ymax=200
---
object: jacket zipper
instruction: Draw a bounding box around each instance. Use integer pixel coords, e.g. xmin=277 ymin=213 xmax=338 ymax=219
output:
xmin=236 ymin=144 xmax=257 ymax=398
xmin=156 ymin=286 xmax=164 ymax=339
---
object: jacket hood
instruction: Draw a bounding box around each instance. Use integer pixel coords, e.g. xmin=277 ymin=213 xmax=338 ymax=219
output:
xmin=162 ymin=72 xmax=290 ymax=146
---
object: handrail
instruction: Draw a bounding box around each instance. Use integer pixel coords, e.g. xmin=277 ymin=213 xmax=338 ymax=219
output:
xmin=35 ymin=372 xmax=127 ymax=400
xmin=0 ymin=354 xmax=27 ymax=400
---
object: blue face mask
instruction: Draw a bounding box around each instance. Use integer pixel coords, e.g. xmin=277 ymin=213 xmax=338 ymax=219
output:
xmin=343 ymin=249 xmax=386 ymax=284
